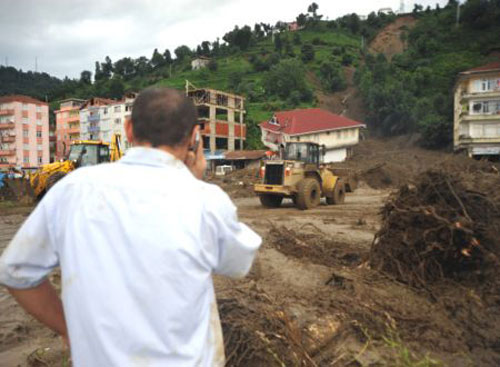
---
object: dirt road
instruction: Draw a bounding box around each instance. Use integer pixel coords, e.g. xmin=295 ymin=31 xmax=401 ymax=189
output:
xmin=1 ymin=172 xmax=499 ymax=366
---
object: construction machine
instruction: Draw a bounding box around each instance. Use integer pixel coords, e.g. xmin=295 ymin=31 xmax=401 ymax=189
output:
xmin=25 ymin=134 xmax=123 ymax=200
xmin=254 ymin=142 xmax=356 ymax=210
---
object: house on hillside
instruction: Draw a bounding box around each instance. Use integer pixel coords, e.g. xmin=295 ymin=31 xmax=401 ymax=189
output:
xmin=191 ymin=56 xmax=211 ymax=70
xmin=259 ymin=108 xmax=365 ymax=162
xmin=453 ymin=61 xmax=500 ymax=158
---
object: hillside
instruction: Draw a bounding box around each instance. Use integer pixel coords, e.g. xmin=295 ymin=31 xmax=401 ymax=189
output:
xmin=1 ymin=1 xmax=500 ymax=149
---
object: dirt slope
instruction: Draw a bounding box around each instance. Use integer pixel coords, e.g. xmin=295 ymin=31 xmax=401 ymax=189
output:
xmin=369 ymin=16 xmax=417 ymax=60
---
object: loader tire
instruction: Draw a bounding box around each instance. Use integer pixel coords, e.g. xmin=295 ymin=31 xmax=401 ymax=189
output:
xmin=259 ymin=194 xmax=283 ymax=208
xmin=326 ymin=181 xmax=345 ymax=205
xmin=296 ymin=178 xmax=321 ymax=210
xmin=46 ymin=172 xmax=66 ymax=191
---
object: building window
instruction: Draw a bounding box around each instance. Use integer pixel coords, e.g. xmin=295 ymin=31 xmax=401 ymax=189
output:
xmin=326 ymin=131 xmax=330 ymax=135
xmin=38 ymin=156 xmax=43 ymax=164
xmin=22 ymin=104 xmax=28 ymax=111
xmin=103 ymin=108 xmax=108 ymax=115
xmin=114 ymin=118 xmax=121 ymax=124
xmin=23 ymin=157 xmax=29 ymax=163
xmin=23 ymin=144 xmax=30 ymax=150
xmin=23 ymin=130 xmax=29 ymax=137
xmin=37 ymin=145 xmax=43 ymax=151
xmin=36 ymin=105 xmax=41 ymax=112
xmin=22 ymin=117 xmax=29 ymax=124
xmin=114 ymin=106 xmax=121 ymax=113
xmin=37 ymin=120 xmax=42 ymax=126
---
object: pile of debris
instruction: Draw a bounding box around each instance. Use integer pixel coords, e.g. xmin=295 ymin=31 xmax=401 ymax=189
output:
xmin=218 ymin=288 xmax=315 ymax=367
xmin=370 ymin=170 xmax=500 ymax=287
xmin=208 ymin=168 xmax=259 ymax=199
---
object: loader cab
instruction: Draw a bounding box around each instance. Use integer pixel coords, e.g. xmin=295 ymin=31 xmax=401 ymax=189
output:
xmin=284 ymin=142 xmax=324 ymax=165
xmin=68 ymin=142 xmax=110 ymax=167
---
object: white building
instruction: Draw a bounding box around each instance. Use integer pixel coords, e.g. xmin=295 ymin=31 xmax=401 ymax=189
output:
xmin=191 ymin=57 xmax=211 ymax=70
xmin=79 ymin=94 xmax=136 ymax=150
xmin=259 ymin=108 xmax=365 ymax=162
xmin=453 ymin=61 xmax=500 ymax=158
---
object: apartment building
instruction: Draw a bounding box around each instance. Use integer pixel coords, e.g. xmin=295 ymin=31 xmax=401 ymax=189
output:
xmin=54 ymin=98 xmax=85 ymax=160
xmin=260 ymin=108 xmax=365 ymax=162
xmin=454 ymin=61 xmax=500 ymax=157
xmin=79 ymin=96 xmax=134 ymax=148
xmin=186 ymin=81 xmax=246 ymax=152
xmin=0 ymin=95 xmax=49 ymax=169
xmin=79 ymin=97 xmax=116 ymax=142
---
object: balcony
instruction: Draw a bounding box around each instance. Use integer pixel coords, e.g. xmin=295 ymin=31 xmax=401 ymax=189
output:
xmin=0 ymin=109 xmax=14 ymax=116
xmin=0 ymin=149 xmax=16 ymax=157
xmin=88 ymin=114 xmax=100 ymax=122
xmin=461 ymin=90 xmax=500 ymax=100
xmin=0 ymin=122 xmax=15 ymax=129
xmin=462 ymin=113 xmax=500 ymax=122
xmin=0 ymin=135 xmax=15 ymax=143
xmin=67 ymin=126 xmax=80 ymax=134
xmin=88 ymin=125 xmax=100 ymax=133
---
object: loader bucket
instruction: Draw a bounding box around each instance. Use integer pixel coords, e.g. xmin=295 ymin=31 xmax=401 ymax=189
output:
xmin=2 ymin=177 xmax=35 ymax=204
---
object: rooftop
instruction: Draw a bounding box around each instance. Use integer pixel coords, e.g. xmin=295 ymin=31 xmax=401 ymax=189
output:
xmin=461 ymin=60 xmax=500 ymax=75
xmin=0 ymin=95 xmax=48 ymax=106
xmin=260 ymin=108 xmax=365 ymax=136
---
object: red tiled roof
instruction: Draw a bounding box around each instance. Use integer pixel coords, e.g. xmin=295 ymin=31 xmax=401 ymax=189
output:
xmin=259 ymin=108 xmax=365 ymax=136
xmin=462 ymin=61 xmax=500 ymax=74
xmin=0 ymin=95 xmax=48 ymax=105
xmin=225 ymin=150 xmax=267 ymax=160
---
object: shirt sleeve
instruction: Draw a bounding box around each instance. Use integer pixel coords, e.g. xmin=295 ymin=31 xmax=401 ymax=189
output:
xmin=0 ymin=197 xmax=58 ymax=289
xmin=202 ymin=185 xmax=261 ymax=278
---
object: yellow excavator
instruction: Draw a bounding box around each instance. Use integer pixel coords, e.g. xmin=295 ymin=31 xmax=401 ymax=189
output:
xmin=28 ymin=134 xmax=123 ymax=199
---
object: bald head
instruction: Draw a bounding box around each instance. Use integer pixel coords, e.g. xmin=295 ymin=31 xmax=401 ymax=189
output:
xmin=131 ymin=87 xmax=198 ymax=147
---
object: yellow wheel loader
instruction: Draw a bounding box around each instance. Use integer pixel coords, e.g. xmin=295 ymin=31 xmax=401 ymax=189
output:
xmin=8 ymin=134 xmax=123 ymax=201
xmin=254 ymin=142 xmax=356 ymax=210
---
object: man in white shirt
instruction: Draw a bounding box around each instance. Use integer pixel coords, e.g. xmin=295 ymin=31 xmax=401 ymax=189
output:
xmin=0 ymin=87 xmax=262 ymax=366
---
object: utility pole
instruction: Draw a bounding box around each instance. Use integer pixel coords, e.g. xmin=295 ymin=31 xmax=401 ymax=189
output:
xmin=456 ymin=2 xmax=461 ymax=28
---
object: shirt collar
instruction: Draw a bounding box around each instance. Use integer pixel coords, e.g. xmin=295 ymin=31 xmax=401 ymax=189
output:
xmin=119 ymin=147 xmax=187 ymax=169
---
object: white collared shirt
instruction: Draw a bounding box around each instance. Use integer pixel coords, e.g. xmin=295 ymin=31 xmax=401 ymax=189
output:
xmin=0 ymin=147 xmax=261 ymax=367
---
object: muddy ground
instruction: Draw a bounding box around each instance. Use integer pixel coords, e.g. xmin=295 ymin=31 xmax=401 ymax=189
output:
xmin=1 ymin=138 xmax=500 ymax=366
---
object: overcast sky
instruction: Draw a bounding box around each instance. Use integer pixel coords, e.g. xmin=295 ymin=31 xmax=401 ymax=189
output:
xmin=0 ymin=0 xmax=452 ymax=79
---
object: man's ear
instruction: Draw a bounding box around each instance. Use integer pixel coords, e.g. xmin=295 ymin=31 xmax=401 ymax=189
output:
xmin=189 ymin=125 xmax=200 ymax=149
xmin=125 ymin=118 xmax=135 ymax=144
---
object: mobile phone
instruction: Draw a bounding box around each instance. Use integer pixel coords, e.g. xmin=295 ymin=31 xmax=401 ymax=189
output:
xmin=189 ymin=131 xmax=200 ymax=152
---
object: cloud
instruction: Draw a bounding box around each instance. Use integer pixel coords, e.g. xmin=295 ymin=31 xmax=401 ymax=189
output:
xmin=0 ymin=0 xmax=451 ymax=79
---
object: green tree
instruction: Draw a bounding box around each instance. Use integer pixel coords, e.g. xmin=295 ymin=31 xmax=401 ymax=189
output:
xmin=94 ymin=62 xmax=104 ymax=81
xmin=174 ymin=45 xmax=192 ymax=61
xmin=102 ymin=56 xmax=113 ymax=79
xmin=300 ymin=44 xmax=315 ymax=63
xmin=263 ymin=59 xmax=312 ymax=101
xmin=80 ymin=70 xmax=92 ymax=85
xmin=163 ymin=49 xmax=173 ymax=64
xmin=108 ymin=78 xmax=125 ymax=99
xmin=274 ymin=33 xmax=282 ymax=54
xmin=319 ymin=60 xmax=346 ymax=92
xmin=151 ymin=48 xmax=165 ymax=69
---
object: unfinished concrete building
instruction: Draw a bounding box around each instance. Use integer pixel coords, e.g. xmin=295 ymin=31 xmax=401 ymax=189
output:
xmin=186 ymin=81 xmax=245 ymax=152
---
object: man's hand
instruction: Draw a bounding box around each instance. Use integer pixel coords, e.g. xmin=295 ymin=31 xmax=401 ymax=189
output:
xmin=184 ymin=134 xmax=206 ymax=180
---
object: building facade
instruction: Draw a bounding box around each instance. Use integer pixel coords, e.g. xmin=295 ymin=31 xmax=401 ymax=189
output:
xmin=0 ymin=95 xmax=49 ymax=169
xmin=453 ymin=61 xmax=500 ymax=157
xmin=54 ymin=98 xmax=85 ymax=160
xmin=79 ymin=98 xmax=115 ymax=142
xmin=259 ymin=108 xmax=365 ymax=162
xmin=191 ymin=57 xmax=211 ymax=70
xmin=186 ymin=81 xmax=246 ymax=152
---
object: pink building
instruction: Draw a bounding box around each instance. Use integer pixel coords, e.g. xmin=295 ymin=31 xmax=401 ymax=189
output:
xmin=54 ymin=98 xmax=85 ymax=160
xmin=0 ymin=95 xmax=50 ymax=169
